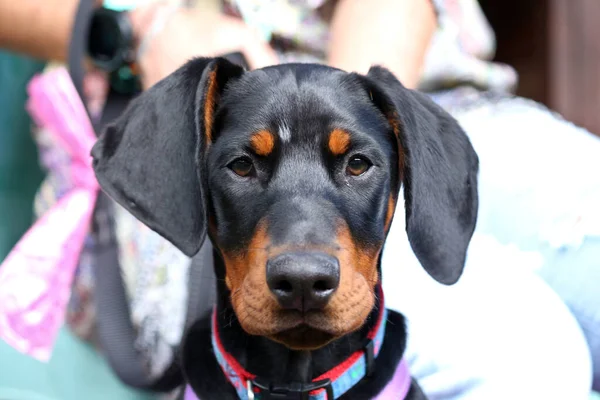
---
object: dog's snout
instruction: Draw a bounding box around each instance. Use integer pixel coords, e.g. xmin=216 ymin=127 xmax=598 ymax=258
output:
xmin=266 ymin=252 xmax=340 ymax=312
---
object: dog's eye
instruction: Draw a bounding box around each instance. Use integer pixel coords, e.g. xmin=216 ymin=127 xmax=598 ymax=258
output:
xmin=229 ymin=157 xmax=254 ymax=177
xmin=346 ymin=156 xmax=372 ymax=176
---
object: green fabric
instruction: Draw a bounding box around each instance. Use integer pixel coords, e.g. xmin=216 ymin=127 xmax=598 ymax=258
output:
xmin=0 ymin=52 xmax=45 ymax=262
xmin=0 ymin=52 xmax=155 ymax=399
xmin=0 ymin=327 xmax=155 ymax=400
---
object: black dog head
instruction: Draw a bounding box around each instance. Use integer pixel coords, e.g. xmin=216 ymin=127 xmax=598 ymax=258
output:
xmin=92 ymin=58 xmax=478 ymax=350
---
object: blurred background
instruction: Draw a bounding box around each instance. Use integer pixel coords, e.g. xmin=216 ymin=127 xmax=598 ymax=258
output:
xmin=2 ymin=0 xmax=599 ymax=263
xmin=0 ymin=0 xmax=599 ymax=399
xmin=3 ymin=0 xmax=600 ymax=262
xmin=481 ymin=0 xmax=600 ymax=137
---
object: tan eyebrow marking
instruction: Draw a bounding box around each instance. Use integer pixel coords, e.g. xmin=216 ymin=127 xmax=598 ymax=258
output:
xmin=328 ymin=129 xmax=351 ymax=156
xmin=250 ymin=130 xmax=276 ymax=156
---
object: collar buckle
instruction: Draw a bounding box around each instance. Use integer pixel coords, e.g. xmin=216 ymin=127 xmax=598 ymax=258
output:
xmin=249 ymin=377 xmax=334 ymax=400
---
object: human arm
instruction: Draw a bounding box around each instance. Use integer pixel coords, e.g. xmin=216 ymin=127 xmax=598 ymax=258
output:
xmin=137 ymin=7 xmax=278 ymax=89
xmin=0 ymin=0 xmax=80 ymax=61
xmin=0 ymin=0 xmax=160 ymax=63
xmin=0 ymin=0 xmax=277 ymax=89
xmin=327 ymin=0 xmax=436 ymax=89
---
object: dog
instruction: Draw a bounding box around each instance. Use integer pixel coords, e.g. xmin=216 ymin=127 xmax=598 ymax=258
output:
xmin=91 ymin=57 xmax=479 ymax=399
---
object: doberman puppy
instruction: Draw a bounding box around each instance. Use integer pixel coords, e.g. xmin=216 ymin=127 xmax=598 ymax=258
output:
xmin=92 ymin=58 xmax=479 ymax=399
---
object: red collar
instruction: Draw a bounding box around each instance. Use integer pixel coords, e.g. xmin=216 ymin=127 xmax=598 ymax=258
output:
xmin=195 ymin=286 xmax=411 ymax=400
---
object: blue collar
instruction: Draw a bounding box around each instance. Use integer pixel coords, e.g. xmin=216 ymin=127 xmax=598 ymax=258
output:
xmin=189 ymin=288 xmax=411 ymax=400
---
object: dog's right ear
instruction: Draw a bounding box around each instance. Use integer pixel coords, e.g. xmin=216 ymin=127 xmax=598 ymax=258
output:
xmin=91 ymin=57 xmax=244 ymax=257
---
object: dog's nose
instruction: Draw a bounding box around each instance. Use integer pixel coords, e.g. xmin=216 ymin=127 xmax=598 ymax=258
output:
xmin=266 ymin=252 xmax=340 ymax=312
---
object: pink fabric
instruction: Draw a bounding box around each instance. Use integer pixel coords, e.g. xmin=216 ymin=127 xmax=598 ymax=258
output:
xmin=373 ymin=358 xmax=412 ymax=399
xmin=0 ymin=68 xmax=98 ymax=361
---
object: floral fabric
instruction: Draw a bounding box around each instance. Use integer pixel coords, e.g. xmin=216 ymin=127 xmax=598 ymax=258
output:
xmin=223 ymin=0 xmax=519 ymax=92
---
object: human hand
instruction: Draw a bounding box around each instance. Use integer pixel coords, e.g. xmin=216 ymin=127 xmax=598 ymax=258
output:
xmin=131 ymin=4 xmax=278 ymax=89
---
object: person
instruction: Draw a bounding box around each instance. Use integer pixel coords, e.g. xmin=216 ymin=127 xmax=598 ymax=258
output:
xmin=0 ymin=0 xmax=598 ymax=398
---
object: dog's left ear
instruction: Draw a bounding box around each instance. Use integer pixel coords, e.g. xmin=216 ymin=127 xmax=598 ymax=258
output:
xmin=92 ymin=57 xmax=244 ymax=257
xmin=362 ymin=66 xmax=479 ymax=285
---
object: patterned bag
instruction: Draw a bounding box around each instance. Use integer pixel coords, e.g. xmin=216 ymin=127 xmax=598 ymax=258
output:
xmin=0 ymin=1 xmax=217 ymax=395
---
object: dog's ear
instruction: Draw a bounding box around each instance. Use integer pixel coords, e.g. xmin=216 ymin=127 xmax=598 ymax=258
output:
xmin=91 ymin=57 xmax=244 ymax=257
xmin=363 ymin=66 xmax=479 ymax=285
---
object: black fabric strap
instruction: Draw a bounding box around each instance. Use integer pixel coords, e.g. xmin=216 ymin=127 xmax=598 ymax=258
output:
xmin=91 ymin=195 xmax=185 ymax=391
xmin=68 ymin=0 xmax=135 ymax=131
xmin=66 ymin=0 xmax=245 ymax=392
xmin=67 ymin=0 xmax=191 ymax=392
xmin=67 ymin=0 xmax=94 ymax=103
xmin=185 ymin=241 xmax=216 ymax=329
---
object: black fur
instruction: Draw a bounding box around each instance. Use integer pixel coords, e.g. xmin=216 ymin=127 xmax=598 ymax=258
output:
xmin=359 ymin=67 xmax=479 ymax=284
xmin=181 ymin=269 xmax=423 ymax=399
xmin=92 ymin=58 xmax=478 ymax=399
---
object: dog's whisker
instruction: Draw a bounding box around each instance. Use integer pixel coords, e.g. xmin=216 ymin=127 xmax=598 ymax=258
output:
xmin=226 ymin=314 xmax=235 ymax=328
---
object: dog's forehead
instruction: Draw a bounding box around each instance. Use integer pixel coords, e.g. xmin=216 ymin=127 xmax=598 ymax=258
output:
xmin=218 ymin=65 xmax=377 ymax=143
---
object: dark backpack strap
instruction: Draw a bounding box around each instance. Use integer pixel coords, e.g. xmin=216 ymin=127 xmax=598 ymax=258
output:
xmin=68 ymin=0 xmax=185 ymax=391
xmin=185 ymin=241 xmax=216 ymax=329
xmin=67 ymin=0 xmax=94 ymax=103
xmin=91 ymin=195 xmax=185 ymax=391
xmin=67 ymin=0 xmax=244 ymax=391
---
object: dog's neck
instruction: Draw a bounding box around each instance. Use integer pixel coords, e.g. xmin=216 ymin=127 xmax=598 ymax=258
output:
xmin=181 ymin=252 xmax=411 ymax=399
xmin=213 ymin=255 xmax=380 ymax=383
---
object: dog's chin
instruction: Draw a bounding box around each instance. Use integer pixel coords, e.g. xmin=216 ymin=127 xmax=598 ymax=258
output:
xmin=232 ymin=279 xmax=375 ymax=348
xmin=261 ymin=309 xmax=371 ymax=350
xmin=269 ymin=325 xmax=337 ymax=350
xmin=236 ymin=309 xmax=369 ymax=350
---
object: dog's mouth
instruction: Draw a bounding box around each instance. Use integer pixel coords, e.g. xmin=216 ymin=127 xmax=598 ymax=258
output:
xmin=265 ymin=310 xmax=360 ymax=350
xmin=232 ymin=268 xmax=376 ymax=349
xmin=270 ymin=323 xmax=337 ymax=350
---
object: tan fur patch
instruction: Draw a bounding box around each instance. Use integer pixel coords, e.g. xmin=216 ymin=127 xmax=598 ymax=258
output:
xmin=220 ymin=222 xmax=283 ymax=336
xmin=250 ymin=130 xmax=276 ymax=156
xmin=388 ymin=111 xmax=406 ymax=181
xmin=328 ymin=129 xmax=351 ymax=156
xmin=221 ymin=222 xmax=269 ymax=296
xmin=204 ymin=69 xmax=219 ymax=144
xmin=336 ymin=224 xmax=381 ymax=288
xmin=220 ymin=220 xmax=381 ymax=349
xmin=384 ymin=196 xmax=396 ymax=233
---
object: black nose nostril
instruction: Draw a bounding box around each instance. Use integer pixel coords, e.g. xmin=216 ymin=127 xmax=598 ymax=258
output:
xmin=274 ymin=279 xmax=294 ymax=293
xmin=313 ymin=280 xmax=333 ymax=293
xmin=266 ymin=251 xmax=340 ymax=312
